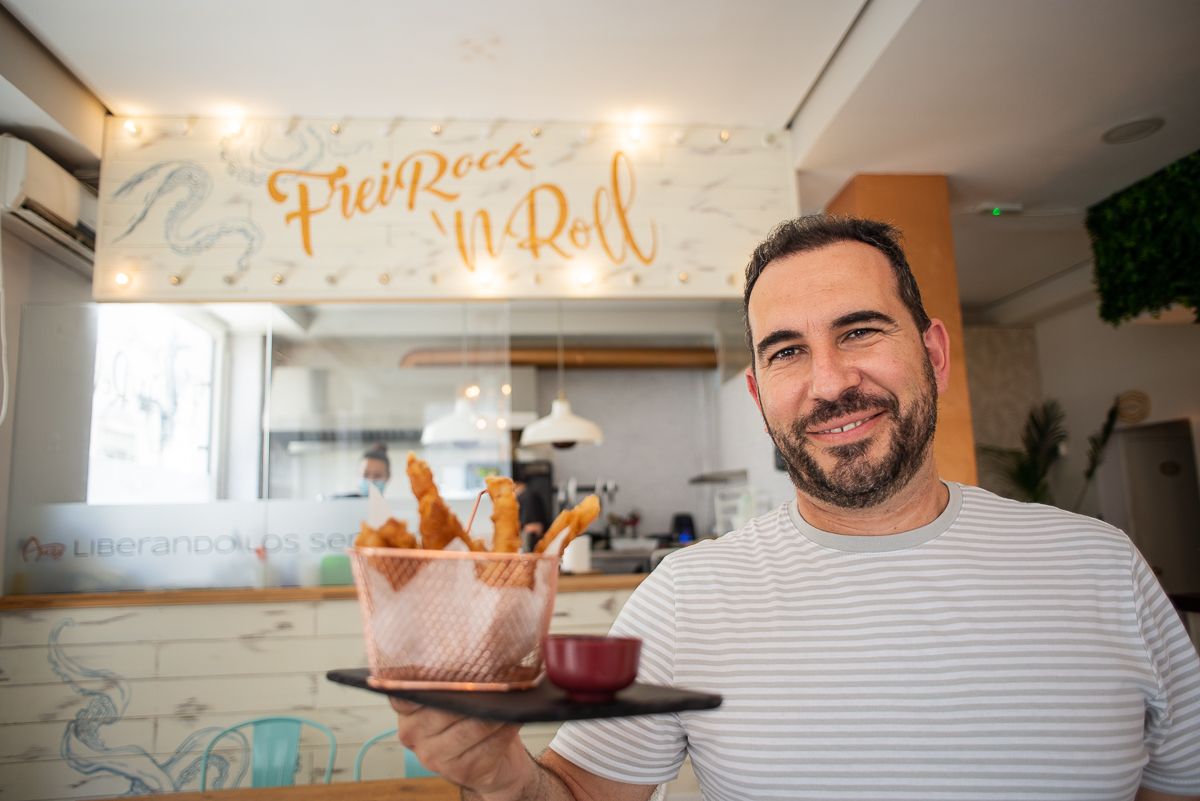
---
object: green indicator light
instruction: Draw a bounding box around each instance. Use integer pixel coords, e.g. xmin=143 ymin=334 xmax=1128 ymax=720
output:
xmin=992 ymin=207 xmax=1002 ymax=216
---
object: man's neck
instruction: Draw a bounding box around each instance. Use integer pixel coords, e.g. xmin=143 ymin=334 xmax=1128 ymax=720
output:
xmin=794 ymin=466 xmax=949 ymax=536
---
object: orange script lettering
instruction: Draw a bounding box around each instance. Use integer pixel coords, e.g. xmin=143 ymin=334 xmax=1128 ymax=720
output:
xmin=267 ymin=142 xmax=534 ymax=256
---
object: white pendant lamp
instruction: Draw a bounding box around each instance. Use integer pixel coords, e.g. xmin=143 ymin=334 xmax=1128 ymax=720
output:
xmin=421 ymin=304 xmax=493 ymax=446
xmin=520 ymin=393 xmax=604 ymax=448
xmin=421 ymin=397 xmax=485 ymax=445
xmin=520 ymin=302 xmax=603 ymax=449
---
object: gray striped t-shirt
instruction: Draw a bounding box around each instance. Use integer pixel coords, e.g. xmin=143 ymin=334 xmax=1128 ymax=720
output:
xmin=549 ymin=483 xmax=1200 ymax=800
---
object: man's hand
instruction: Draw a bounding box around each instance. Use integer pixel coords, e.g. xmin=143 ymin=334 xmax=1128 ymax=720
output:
xmin=391 ymin=698 xmax=534 ymax=800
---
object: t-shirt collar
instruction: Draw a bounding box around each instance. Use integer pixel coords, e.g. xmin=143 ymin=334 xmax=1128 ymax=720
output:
xmin=787 ymin=481 xmax=962 ymax=552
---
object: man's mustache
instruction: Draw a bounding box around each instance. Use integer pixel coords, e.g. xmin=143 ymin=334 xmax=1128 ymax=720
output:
xmin=796 ymin=388 xmax=900 ymax=433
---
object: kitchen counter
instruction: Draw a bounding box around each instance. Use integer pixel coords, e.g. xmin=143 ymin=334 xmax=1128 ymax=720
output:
xmin=0 ymin=572 xmax=644 ymax=610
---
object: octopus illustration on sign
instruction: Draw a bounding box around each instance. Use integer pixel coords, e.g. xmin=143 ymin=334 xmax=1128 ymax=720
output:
xmin=112 ymin=161 xmax=263 ymax=274
xmin=48 ymin=619 xmax=232 ymax=791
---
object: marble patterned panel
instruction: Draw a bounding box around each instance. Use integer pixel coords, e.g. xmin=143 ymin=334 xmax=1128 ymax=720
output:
xmin=95 ymin=118 xmax=797 ymax=302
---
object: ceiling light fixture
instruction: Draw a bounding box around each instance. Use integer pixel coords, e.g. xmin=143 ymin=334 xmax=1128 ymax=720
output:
xmin=421 ymin=396 xmax=485 ymax=445
xmin=519 ymin=302 xmax=603 ymax=450
xmin=422 ymin=305 xmax=493 ymax=446
xmin=1102 ymin=117 xmax=1165 ymax=145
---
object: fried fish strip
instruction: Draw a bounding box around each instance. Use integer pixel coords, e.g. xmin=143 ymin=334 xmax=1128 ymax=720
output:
xmin=485 ymin=475 xmax=521 ymax=553
xmin=535 ymin=494 xmax=601 ymax=554
xmin=354 ymin=518 xmax=417 ymax=549
xmin=407 ymin=452 xmax=471 ymax=550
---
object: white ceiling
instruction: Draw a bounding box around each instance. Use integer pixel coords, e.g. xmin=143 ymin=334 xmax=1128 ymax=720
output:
xmin=2 ymin=0 xmax=862 ymax=127
xmin=3 ymin=0 xmax=1198 ymax=317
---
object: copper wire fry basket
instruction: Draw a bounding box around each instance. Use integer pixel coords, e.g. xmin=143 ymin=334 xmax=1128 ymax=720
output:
xmin=349 ymin=547 xmax=560 ymax=691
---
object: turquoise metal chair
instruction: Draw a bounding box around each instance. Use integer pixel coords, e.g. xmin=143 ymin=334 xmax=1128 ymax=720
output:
xmin=199 ymin=716 xmax=337 ymax=789
xmin=353 ymin=727 xmax=436 ymax=780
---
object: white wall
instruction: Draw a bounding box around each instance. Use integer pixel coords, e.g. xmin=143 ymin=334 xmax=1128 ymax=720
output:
xmin=1034 ymin=299 xmax=1200 ymax=518
xmin=961 ymin=326 xmax=1043 ymax=496
xmin=0 ymin=228 xmax=93 ymax=552
xmin=716 ymin=368 xmax=795 ymax=514
xmin=534 ymin=368 xmax=721 ymax=537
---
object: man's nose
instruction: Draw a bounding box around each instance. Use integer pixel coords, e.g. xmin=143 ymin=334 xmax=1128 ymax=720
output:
xmin=808 ymin=346 xmax=861 ymax=402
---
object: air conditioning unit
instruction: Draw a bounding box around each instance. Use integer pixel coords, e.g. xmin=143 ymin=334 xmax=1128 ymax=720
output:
xmin=0 ymin=135 xmax=97 ymax=276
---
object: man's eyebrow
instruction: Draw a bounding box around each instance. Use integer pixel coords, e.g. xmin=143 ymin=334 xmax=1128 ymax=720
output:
xmin=754 ymin=329 xmax=803 ymax=361
xmin=831 ymin=310 xmax=897 ymax=329
xmin=753 ymin=311 xmax=899 ymax=361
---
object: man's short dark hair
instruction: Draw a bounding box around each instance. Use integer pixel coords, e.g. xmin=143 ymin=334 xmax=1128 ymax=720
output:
xmin=743 ymin=215 xmax=932 ymax=351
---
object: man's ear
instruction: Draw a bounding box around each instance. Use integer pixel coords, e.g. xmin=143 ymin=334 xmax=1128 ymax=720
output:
xmin=923 ymin=319 xmax=951 ymax=392
xmin=745 ymin=365 xmax=763 ymax=414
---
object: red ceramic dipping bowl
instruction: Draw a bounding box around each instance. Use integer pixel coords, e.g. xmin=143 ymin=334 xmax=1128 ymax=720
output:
xmin=544 ymin=635 xmax=642 ymax=702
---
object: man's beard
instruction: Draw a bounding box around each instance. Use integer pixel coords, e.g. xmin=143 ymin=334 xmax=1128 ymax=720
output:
xmin=768 ymin=360 xmax=939 ymax=509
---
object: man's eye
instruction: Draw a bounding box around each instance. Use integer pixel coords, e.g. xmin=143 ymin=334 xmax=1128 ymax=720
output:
xmin=768 ymin=346 xmax=799 ymax=363
xmin=844 ymin=328 xmax=880 ymax=341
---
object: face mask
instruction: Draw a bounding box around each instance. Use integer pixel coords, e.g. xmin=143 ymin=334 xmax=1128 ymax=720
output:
xmin=361 ymin=478 xmax=387 ymax=496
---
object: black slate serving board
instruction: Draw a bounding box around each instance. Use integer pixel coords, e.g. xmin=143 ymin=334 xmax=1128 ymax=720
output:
xmin=327 ymin=668 xmax=722 ymax=723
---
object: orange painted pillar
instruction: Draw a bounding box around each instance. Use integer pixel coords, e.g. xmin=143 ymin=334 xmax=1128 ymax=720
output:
xmin=825 ymin=174 xmax=977 ymax=485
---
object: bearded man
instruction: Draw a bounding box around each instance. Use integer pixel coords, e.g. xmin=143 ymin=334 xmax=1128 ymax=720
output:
xmin=391 ymin=215 xmax=1200 ymax=801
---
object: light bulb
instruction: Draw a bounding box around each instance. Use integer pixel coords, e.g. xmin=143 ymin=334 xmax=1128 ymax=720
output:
xmin=123 ymin=120 xmax=141 ymax=137
xmin=501 ymin=383 xmax=512 ymax=396
xmin=475 ymin=418 xmax=487 ymax=430
xmin=114 ymin=272 xmax=131 ymax=287
xmin=465 ymin=384 xmax=481 ymax=399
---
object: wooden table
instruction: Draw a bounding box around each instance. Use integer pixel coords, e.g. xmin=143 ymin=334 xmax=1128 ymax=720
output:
xmin=155 ymin=778 xmax=459 ymax=801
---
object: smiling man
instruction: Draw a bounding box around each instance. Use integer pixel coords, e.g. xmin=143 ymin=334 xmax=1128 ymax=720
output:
xmin=390 ymin=215 xmax=1200 ymax=801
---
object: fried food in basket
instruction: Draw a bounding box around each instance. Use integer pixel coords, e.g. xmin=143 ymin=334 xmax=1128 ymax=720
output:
xmin=353 ymin=455 xmax=566 ymax=592
xmin=485 ymin=475 xmax=521 ymax=554
xmin=407 ymin=452 xmax=473 ymax=550
xmin=355 ymin=517 xmax=417 ymax=549
xmin=535 ymin=494 xmax=601 ymax=555
xmin=354 ymin=518 xmax=420 ymax=590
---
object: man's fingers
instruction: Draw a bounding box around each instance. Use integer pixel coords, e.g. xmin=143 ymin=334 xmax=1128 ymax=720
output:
xmin=388 ymin=699 xmax=530 ymax=792
xmin=389 ymin=697 xmax=421 ymax=715
xmin=436 ymin=718 xmax=512 ymax=763
xmin=418 ymin=720 xmax=527 ymax=789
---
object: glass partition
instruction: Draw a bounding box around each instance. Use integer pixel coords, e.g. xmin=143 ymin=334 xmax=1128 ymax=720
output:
xmin=5 ymin=301 xmax=512 ymax=593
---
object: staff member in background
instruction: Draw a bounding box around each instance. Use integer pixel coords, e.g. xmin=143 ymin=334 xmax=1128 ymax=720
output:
xmin=514 ymin=463 xmax=550 ymax=551
xmin=355 ymin=443 xmax=391 ymax=497
xmin=388 ymin=215 xmax=1200 ymax=801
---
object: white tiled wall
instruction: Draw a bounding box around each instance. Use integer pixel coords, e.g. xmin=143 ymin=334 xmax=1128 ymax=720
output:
xmin=0 ymin=589 xmax=633 ymax=800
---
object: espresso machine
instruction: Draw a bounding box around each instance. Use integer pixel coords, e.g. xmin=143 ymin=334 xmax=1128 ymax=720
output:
xmin=557 ymin=477 xmax=619 ymax=548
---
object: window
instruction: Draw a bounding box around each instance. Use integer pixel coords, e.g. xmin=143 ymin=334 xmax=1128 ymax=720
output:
xmin=87 ymin=305 xmax=219 ymax=503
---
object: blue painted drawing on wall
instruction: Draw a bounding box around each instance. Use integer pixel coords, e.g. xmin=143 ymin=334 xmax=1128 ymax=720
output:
xmin=48 ymin=619 xmax=235 ymax=793
xmin=111 ymin=161 xmax=263 ymax=273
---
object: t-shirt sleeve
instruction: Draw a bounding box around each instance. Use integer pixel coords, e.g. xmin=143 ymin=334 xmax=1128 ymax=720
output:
xmin=1130 ymin=545 xmax=1200 ymax=793
xmin=547 ymin=561 xmax=688 ymax=785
